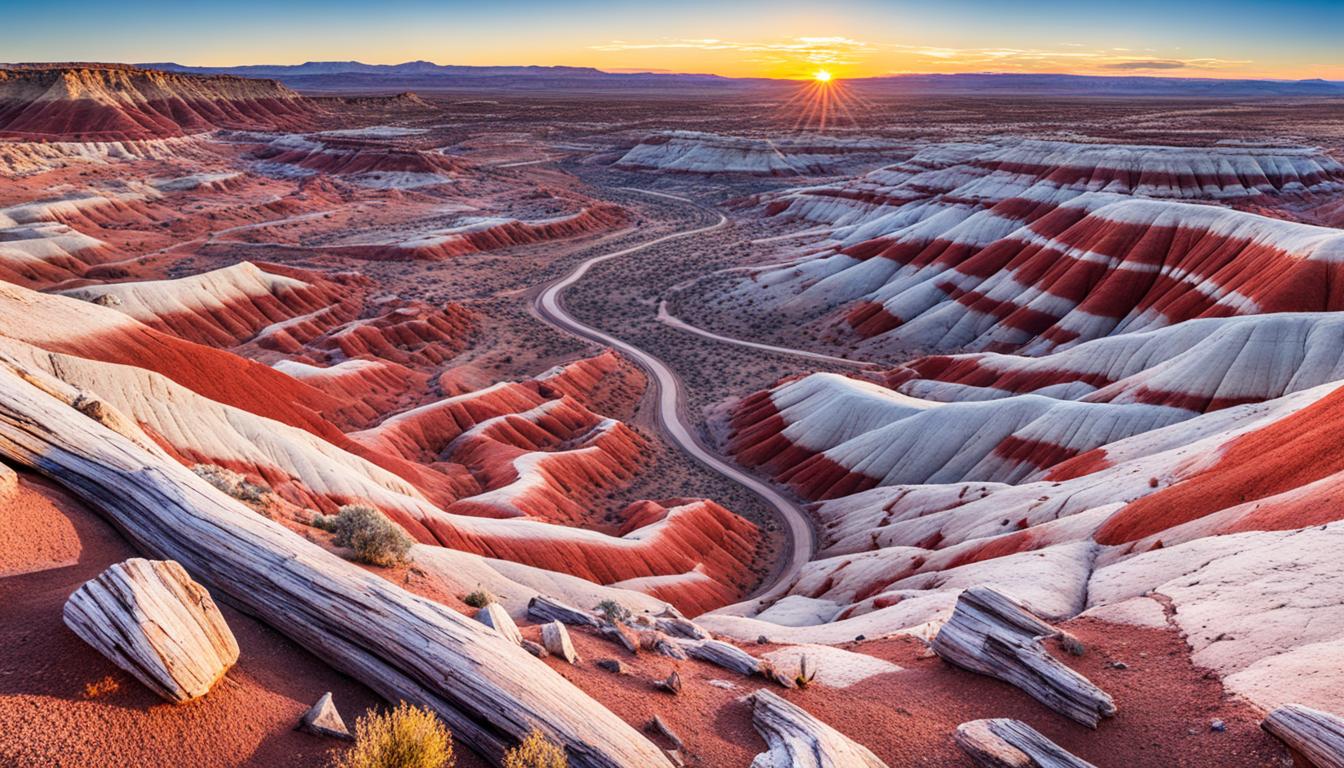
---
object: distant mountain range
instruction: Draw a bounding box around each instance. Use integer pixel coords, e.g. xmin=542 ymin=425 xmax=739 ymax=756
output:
xmin=137 ymin=60 xmax=1344 ymax=97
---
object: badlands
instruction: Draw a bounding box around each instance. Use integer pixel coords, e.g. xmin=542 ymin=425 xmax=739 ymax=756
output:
xmin=1 ymin=61 xmax=1343 ymax=768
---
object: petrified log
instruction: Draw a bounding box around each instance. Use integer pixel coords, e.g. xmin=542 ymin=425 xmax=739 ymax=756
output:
xmin=932 ymin=587 xmax=1116 ymax=728
xmin=477 ymin=602 xmax=523 ymax=645
xmin=541 ymin=621 xmax=578 ymax=664
xmin=747 ymin=689 xmax=888 ymax=768
xmin=521 ymin=639 xmax=548 ymax=659
xmin=655 ymin=670 xmax=682 ymax=695
xmin=648 ymin=714 xmax=685 ymax=750
xmin=600 ymin=621 xmax=639 ymax=654
xmin=0 ymin=357 xmax=672 ymax=768
xmin=63 ymin=558 xmax=238 ymax=703
xmin=1262 ymin=704 xmax=1344 ymax=768
xmin=528 ymin=594 xmax=598 ymax=627
xmin=654 ymin=605 xmax=711 ymax=640
xmin=684 ymin=639 xmax=759 ymax=676
xmin=954 ymin=719 xmax=1095 ymax=768
xmin=299 ymin=691 xmax=353 ymax=740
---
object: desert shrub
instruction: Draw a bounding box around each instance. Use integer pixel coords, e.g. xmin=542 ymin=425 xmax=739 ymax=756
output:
xmin=336 ymin=701 xmax=454 ymax=768
xmin=594 ymin=599 xmax=631 ymax=625
xmin=329 ymin=504 xmax=413 ymax=567
xmin=193 ymin=464 xmax=272 ymax=506
xmin=462 ymin=590 xmax=495 ymax=609
xmin=502 ymin=729 xmax=566 ymax=768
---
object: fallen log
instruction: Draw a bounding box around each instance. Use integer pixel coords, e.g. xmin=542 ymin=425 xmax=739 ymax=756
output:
xmin=747 ymin=689 xmax=888 ymax=768
xmin=653 ymin=606 xmax=711 ymax=640
xmin=954 ymin=719 xmax=1095 ymax=768
xmin=0 ymin=356 xmax=672 ymax=768
xmin=528 ymin=594 xmax=599 ymax=627
xmin=932 ymin=587 xmax=1116 ymax=728
xmin=684 ymin=639 xmax=759 ymax=676
xmin=63 ymin=558 xmax=238 ymax=703
xmin=541 ymin=621 xmax=578 ymax=664
xmin=1262 ymin=704 xmax=1344 ymax=768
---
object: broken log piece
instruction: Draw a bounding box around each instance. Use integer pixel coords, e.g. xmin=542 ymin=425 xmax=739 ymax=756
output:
xmin=600 ymin=621 xmax=639 ymax=654
xmin=477 ymin=602 xmax=523 ymax=645
xmin=954 ymin=719 xmax=1096 ymax=768
xmin=0 ymin=357 xmax=672 ymax=768
xmin=648 ymin=714 xmax=685 ymax=751
xmin=63 ymin=558 xmax=238 ymax=703
xmin=528 ymin=595 xmax=598 ymax=627
xmin=541 ymin=621 xmax=578 ymax=664
xmin=299 ymin=692 xmax=353 ymax=740
xmin=685 ymin=639 xmax=759 ymax=677
xmin=652 ymin=636 xmax=688 ymax=660
xmin=654 ymin=606 xmax=711 ymax=640
xmin=654 ymin=670 xmax=682 ymax=695
xmin=1262 ymin=704 xmax=1344 ymax=768
xmin=521 ymin=639 xmax=548 ymax=659
xmin=932 ymin=587 xmax=1116 ymax=728
xmin=747 ymin=689 xmax=888 ymax=768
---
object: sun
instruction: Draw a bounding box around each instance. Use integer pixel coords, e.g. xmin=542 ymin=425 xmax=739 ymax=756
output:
xmin=813 ymin=69 xmax=833 ymax=83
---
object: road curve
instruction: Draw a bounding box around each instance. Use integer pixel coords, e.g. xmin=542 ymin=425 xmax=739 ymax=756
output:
xmin=656 ymin=299 xmax=875 ymax=370
xmin=531 ymin=187 xmax=816 ymax=609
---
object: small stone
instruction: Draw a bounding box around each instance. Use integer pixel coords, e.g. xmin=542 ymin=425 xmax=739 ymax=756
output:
xmin=596 ymin=659 xmax=626 ymax=674
xmin=756 ymin=635 xmax=769 ymax=645
xmin=298 ymin=692 xmax=352 ymax=740
xmin=1106 ymin=661 xmax=1129 ymax=670
xmin=1210 ymin=719 xmax=1226 ymax=733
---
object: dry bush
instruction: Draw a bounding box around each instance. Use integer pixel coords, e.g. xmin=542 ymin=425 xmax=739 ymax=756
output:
xmin=594 ymin=599 xmax=631 ymax=625
xmin=336 ymin=701 xmax=454 ymax=768
xmin=502 ymin=729 xmax=567 ymax=768
xmin=328 ymin=504 xmax=413 ymax=567
xmin=192 ymin=464 xmax=272 ymax=506
xmin=462 ymin=589 xmax=496 ymax=609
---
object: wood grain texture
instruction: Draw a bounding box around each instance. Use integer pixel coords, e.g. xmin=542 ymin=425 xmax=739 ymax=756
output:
xmin=63 ymin=557 xmax=238 ymax=703
xmin=747 ymin=689 xmax=888 ymax=768
xmin=955 ymin=719 xmax=1096 ymax=768
xmin=932 ymin=587 xmax=1116 ymax=728
xmin=1262 ymin=704 xmax=1344 ymax=768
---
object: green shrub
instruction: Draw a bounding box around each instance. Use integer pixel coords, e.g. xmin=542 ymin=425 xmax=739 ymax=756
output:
xmin=329 ymin=504 xmax=413 ymax=567
xmin=462 ymin=590 xmax=495 ymax=609
xmin=336 ymin=701 xmax=454 ymax=768
xmin=502 ymin=729 xmax=566 ymax=768
xmin=594 ymin=599 xmax=631 ymax=625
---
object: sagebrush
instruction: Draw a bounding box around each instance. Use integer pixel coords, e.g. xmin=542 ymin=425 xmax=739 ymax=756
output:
xmin=502 ymin=729 xmax=566 ymax=768
xmin=336 ymin=701 xmax=454 ymax=768
xmin=326 ymin=504 xmax=413 ymax=567
xmin=462 ymin=589 xmax=495 ymax=608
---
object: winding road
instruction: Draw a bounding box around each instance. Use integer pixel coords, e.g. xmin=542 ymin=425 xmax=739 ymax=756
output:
xmin=531 ymin=188 xmax=816 ymax=607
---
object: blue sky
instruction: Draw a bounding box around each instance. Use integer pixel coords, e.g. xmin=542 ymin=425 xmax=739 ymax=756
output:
xmin=2 ymin=0 xmax=1340 ymax=79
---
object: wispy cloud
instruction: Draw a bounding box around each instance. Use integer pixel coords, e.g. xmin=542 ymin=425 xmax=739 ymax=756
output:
xmin=590 ymin=36 xmax=869 ymax=65
xmin=1101 ymin=59 xmax=1189 ymax=70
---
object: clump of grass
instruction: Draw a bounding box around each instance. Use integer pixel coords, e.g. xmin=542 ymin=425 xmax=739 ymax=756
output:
xmin=325 ymin=504 xmax=413 ymax=567
xmin=502 ymin=729 xmax=566 ymax=768
xmin=193 ymin=464 xmax=272 ymax=506
xmin=462 ymin=589 xmax=496 ymax=609
xmin=594 ymin=599 xmax=631 ymax=625
xmin=336 ymin=702 xmax=454 ymax=768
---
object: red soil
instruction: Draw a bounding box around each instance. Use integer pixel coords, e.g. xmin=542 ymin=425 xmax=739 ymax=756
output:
xmin=523 ymin=616 xmax=1287 ymax=768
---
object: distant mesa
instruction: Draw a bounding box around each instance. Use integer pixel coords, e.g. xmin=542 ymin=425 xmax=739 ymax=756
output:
xmin=0 ymin=64 xmax=317 ymax=142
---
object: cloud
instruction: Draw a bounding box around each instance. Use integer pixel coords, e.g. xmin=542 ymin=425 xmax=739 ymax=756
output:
xmin=589 ymin=36 xmax=869 ymax=64
xmin=1101 ymin=59 xmax=1189 ymax=70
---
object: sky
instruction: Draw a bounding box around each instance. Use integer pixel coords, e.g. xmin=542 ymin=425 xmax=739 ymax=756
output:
xmin=3 ymin=0 xmax=1341 ymax=81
